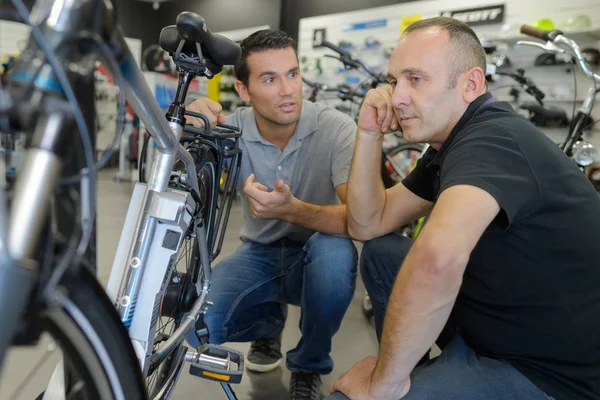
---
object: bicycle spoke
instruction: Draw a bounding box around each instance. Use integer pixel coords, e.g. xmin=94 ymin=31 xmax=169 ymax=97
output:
xmin=147 ymin=236 xmax=193 ymax=394
xmin=163 ymin=318 xmax=175 ymax=334
xmin=147 ymin=373 xmax=158 ymax=397
xmin=186 ymin=240 xmax=189 ymax=270
xmin=176 ymin=240 xmax=189 ymax=266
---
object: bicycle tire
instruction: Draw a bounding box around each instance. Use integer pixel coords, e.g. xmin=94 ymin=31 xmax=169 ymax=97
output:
xmin=138 ymin=132 xmax=151 ymax=184
xmin=35 ymin=267 xmax=146 ymax=400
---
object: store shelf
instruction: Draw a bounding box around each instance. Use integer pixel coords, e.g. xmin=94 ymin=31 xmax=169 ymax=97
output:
xmin=494 ymin=94 xmax=591 ymax=104
xmin=483 ymin=26 xmax=600 ymax=45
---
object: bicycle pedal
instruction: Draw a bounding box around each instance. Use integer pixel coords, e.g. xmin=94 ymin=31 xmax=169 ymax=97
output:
xmin=189 ymin=344 xmax=244 ymax=384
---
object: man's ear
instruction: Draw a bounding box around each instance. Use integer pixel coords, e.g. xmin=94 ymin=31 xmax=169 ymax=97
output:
xmin=462 ymin=67 xmax=486 ymax=103
xmin=234 ymin=80 xmax=251 ymax=103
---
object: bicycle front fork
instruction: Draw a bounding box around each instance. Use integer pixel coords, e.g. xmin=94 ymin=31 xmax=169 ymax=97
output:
xmin=0 ymin=109 xmax=74 ymax=371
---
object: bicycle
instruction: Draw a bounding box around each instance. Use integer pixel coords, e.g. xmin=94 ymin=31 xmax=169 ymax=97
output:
xmin=516 ymin=25 xmax=600 ymax=169
xmin=1 ymin=1 xmax=246 ymax=399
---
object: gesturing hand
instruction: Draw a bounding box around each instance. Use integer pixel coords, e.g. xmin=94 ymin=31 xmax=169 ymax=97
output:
xmin=243 ymin=174 xmax=294 ymax=220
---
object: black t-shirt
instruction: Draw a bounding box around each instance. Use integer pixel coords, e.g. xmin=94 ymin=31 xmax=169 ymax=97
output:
xmin=403 ymin=93 xmax=600 ymax=400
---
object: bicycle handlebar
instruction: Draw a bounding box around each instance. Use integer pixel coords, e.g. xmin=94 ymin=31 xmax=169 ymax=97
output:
xmin=324 ymin=54 xmax=363 ymax=70
xmin=320 ymin=40 xmax=349 ymax=57
xmin=520 ymin=25 xmax=561 ymax=42
xmin=302 ymin=77 xmax=347 ymax=93
xmin=319 ymin=40 xmax=385 ymax=84
xmin=520 ymin=25 xmax=600 ymax=86
xmin=520 ymin=24 xmax=599 ymax=154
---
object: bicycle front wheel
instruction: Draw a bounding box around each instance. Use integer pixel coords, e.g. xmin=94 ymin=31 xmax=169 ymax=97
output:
xmin=4 ymin=267 xmax=147 ymax=400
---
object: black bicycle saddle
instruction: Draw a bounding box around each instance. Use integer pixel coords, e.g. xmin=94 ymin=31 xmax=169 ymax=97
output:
xmin=159 ymin=12 xmax=240 ymax=69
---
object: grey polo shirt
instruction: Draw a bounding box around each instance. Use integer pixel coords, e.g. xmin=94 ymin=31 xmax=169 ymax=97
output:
xmin=225 ymin=100 xmax=356 ymax=244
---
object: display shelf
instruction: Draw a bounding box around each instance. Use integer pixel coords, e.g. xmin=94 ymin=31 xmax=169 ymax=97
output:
xmin=482 ymin=26 xmax=600 ymax=45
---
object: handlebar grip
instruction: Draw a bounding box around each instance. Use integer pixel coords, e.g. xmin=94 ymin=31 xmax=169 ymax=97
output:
xmin=520 ymin=25 xmax=563 ymax=42
xmin=520 ymin=25 xmax=550 ymax=40
xmin=320 ymin=40 xmax=347 ymax=56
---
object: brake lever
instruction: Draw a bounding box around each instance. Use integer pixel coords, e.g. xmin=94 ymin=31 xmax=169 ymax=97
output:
xmin=516 ymin=40 xmax=566 ymax=54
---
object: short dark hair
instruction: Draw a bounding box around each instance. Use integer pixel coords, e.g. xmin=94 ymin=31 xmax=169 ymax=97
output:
xmin=234 ymin=29 xmax=297 ymax=87
xmin=403 ymin=17 xmax=486 ymax=88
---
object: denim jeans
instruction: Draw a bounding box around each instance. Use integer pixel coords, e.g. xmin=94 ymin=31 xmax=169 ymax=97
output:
xmin=325 ymin=334 xmax=553 ymax=400
xmin=187 ymin=232 xmax=358 ymax=374
xmin=325 ymin=233 xmax=552 ymax=399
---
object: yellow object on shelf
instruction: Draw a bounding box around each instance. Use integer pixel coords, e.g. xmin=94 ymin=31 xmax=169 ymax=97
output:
xmin=207 ymin=73 xmax=221 ymax=102
xmin=533 ymin=18 xmax=555 ymax=31
xmin=401 ymin=14 xmax=423 ymax=35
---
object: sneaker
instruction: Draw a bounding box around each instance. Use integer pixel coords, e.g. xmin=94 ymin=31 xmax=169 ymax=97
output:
xmin=290 ymin=372 xmax=321 ymax=400
xmin=246 ymin=334 xmax=283 ymax=372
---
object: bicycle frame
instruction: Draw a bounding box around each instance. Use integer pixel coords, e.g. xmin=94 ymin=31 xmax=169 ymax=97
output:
xmin=0 ymin=0 xmax=209 ymax=372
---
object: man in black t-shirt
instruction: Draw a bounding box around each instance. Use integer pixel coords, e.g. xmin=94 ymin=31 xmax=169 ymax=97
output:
xmin=328 ymin=17 xmax=600 ymax=400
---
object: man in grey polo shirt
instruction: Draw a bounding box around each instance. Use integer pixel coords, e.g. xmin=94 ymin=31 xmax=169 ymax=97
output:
xmin=187 ymin=29 xmax=357 ymax=400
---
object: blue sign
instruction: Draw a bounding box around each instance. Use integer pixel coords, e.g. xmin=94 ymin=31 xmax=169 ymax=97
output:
xmin=342 ymin=19 xmax=387 ymax=32
xmin=155 ymin=84 xmax=177 ymax=109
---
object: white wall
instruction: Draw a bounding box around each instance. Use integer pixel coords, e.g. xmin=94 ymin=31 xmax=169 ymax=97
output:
xmin=217 ymin=25 xmax=271 ymax=42
xmin=298 ymin=0 xmax=600 ymax=145
xmin=0 ymin=20 xmax=30 ymax=57
xmin=0 ymin=21 xmax=143 ymax=67
xmin=298 ymin=0 xmax=600 ymax=60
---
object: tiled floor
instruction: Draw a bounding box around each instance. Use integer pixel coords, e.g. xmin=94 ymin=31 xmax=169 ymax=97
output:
xmin=0 ymin=169 xmax=380 ymax=400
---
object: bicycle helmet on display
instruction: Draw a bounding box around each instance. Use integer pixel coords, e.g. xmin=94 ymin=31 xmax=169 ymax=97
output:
xmin=534 ymin=52 xmax=572 ymax=66
xmin=482 ymin=42 xmax=497 ymax=55
xmin=520 ymin=103 xmax=569 ymax=127
xmin=582 ymin=48 xmax=600 ymax=66
xmin=532 ymin=18 xmax=555 ymax=30
xmin=564 ymin=15 xmax=591 ymax=30
xmin=142 ymin=45 xmax=174 ymax=73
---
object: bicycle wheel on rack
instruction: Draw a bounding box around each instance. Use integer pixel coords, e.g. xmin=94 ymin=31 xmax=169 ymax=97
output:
xmin=383 ymin=142 xmax=427 ymax=238
xmin=382 ymin=142 xmax=425 ymax=187
xmin=6 ymin=267 xmax=147 ymax=400
xmin=144 ymin=144 xmax=216 ymax=398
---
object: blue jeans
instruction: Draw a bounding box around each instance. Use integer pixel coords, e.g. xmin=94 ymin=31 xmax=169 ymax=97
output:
xmin=189 ymin=233 xmax=358 ymax=374
xmin=325 ymin=233 xmax=552 ymax=399
xmin=326 ymin=335 xmax=553 ymax=399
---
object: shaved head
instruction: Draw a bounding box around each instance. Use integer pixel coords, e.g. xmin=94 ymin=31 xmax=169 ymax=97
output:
xmin=402 ymin=17 xmax=486 ymax=88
